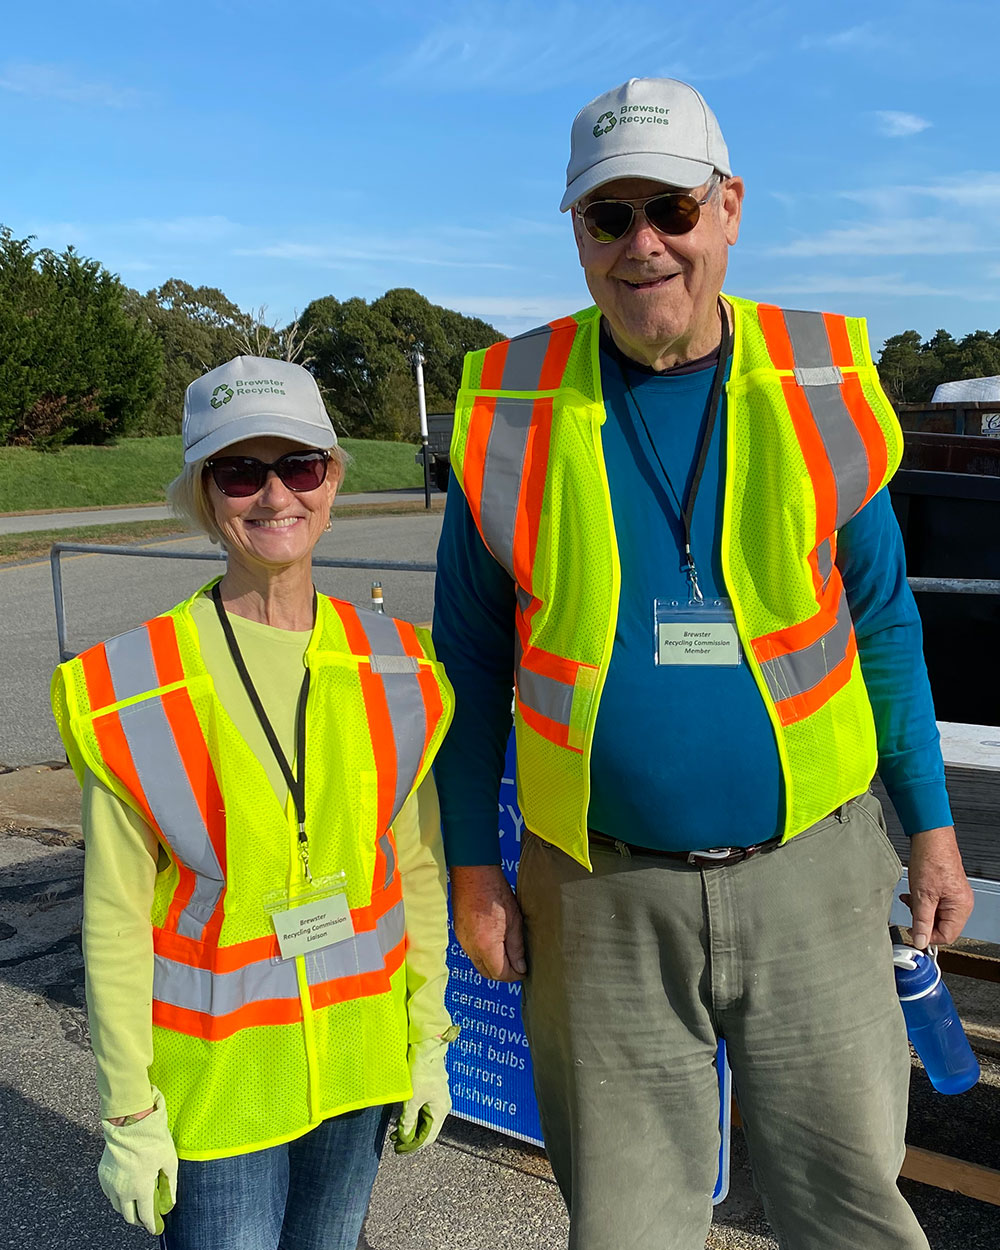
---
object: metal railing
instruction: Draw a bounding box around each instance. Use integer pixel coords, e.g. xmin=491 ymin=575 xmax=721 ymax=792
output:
xmin=48 ymin=540 xmax=1000 ymax=664
xmin=49 ymin=542 xmax=436 ymax=663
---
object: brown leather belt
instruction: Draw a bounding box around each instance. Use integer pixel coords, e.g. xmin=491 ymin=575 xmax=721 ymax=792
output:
xmin=587 ymin=829 xmax=784 ymax=868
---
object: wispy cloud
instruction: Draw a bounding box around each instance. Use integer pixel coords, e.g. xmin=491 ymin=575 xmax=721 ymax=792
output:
xmin=374 ymin=2 xmax=775 ymax=92
xmin=0 ymin=62 xmax=144 ymax=107
xmin=800 ymin=23 xmax=887 ymax=53
xmin=771 ymin=217 xmax=992 ymax=258
xmin=874 ymin=110 xmax=931 ymax=138
xmin=431 ymin=293 xmax=588 ymax=331
xmin=235 ymin=239 xmax=515 ymax=271
xmin=757 ymin=273 xmax=995 ymax=300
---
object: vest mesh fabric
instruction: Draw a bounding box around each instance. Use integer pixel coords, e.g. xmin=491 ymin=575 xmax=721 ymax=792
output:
xmin=451 ymin=296 xmax=903 ymax=861
xmin=54 ymin=588 xmax=453 ymax=1159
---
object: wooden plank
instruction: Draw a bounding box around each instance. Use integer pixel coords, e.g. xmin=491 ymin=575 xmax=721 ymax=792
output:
xmin=937 ymin=947 xmax=1000 ymax=984
xmin=900 ymin=1145 xmax=1000 ymax=1206
xmin=873 ymin=766 xmax=1000 ymax=883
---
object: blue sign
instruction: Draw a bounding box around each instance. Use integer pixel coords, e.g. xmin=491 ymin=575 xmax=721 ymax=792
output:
xmin=445 ymin=735 xmax=731 ymax=1201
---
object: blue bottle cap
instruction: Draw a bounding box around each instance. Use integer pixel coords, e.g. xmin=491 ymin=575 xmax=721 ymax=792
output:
xmin=892 ymin=944 xmax=942 ymax=1000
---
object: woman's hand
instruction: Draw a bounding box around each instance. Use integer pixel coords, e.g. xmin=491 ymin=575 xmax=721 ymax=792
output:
xmin=393 ymin=1030 xmax=459 ymax=1155
xmin=98 ymin=1085 xmax=178 ymax=1235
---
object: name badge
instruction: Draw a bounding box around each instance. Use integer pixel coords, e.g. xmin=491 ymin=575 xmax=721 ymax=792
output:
xmin=271 ymin=892 xmax=355 ymax=961
xmin=654 ymin=598 xmax=743 ymax=668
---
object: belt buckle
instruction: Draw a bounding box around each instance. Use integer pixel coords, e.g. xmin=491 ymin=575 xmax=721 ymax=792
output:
xmin=686 ymin=846 xmax=749 ymax=868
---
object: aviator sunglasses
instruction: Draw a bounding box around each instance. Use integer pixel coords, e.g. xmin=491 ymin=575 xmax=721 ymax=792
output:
xmin=578 ymin=175 xmax=720 ymax=244
xmin=205 ymin=449 xmax=330 ymax=497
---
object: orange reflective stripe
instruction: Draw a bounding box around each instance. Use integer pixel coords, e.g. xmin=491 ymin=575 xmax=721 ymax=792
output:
xmin=520 ymin=645 xmax=585 ymax=687
xmin=519 ymin=701 xmax=580 ymax=753
xmin=392 ymin=618 xmax=425 ymax=659
xmin=81 ymin=644 xmax=116 ymax=711
xmin=511 ymin=399 xmax=553 ymax=587
xmin=536 ymin=317 xmax=578 ymax=389
xmin=158 ymin=685 xmax=228 ymax=945
xmin=841 ymin=372 xmax=888 ymax=505
xmin=480 ymin=339 xmax=510 ymax=389
xmin=822 ymin=312 xmax=854 ymax=368
xmin=757 ymin=303 xmax=795 ymax=370
xmin=90 ymin=708 xmax=159 ymax=834
xmin=773 ymin=633 xmax=858 ymax=727
xmin=153 ymin=996 xmax=303 ymax=1041
xmin=752 ymin=573 xmax=842 ymax=662
xmin=309 ymin=939 xmax=405 ymax=1011
xmin=781 ymin=377 xmax=838 ymax=540
xmin=146 ymin=615 xmax=185 ymax=687
xmin=461 ymin=395 xmax=496 ymax=532
xmin=154 ymin=926 xmax=280 ymax=971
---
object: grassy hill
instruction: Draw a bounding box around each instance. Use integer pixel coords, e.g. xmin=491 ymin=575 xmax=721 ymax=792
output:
xmin=0 ymin=436 xmax=424 ymax=513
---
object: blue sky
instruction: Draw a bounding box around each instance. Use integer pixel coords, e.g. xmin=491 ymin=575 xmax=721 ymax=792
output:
xmin=2 ymin=0 xmax=998 ymax=350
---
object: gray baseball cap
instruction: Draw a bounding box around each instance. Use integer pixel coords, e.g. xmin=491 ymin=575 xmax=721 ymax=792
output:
xmin=560 ymin=77 xmax=731 ymax=211
xmin=182 ymin=356 xmax=337 ymax=464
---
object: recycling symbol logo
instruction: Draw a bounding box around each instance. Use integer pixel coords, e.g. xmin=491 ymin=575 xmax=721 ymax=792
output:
xmin=592 ymin=111 xmax=617 ymax=137
xmin=211 ymin=384 xmax=234 ymax=409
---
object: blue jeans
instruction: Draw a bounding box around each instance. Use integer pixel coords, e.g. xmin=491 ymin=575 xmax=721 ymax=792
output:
xmin=160 ymin=1105 xmax=392 ymax=1250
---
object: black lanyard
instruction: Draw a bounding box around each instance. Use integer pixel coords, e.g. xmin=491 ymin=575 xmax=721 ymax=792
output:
xmin=616 ymin=300 xmax=732 ymax=604
xmin=211 ymin=581 xmax=315 ymax=881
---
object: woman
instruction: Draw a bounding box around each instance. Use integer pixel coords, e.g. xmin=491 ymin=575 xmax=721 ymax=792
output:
xmin=51 ymin=356 xmax=457 ymax=1250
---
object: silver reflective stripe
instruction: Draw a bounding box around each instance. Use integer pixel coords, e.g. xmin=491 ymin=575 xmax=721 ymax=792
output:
xmin=105 ymin=627 xmax=161 ymax=702
xmin=153 ymin=948 xmax=299 ymax=1015
xmin=118 ymin=697 xmax=225 ymax=940
xmin=378 ymin=832 xmax=396 ymax=889
xmin=305 ymin=898 xmax=406 ymax=987
xmin=515 ymin=587 xmax=532 ymax=615
xmin=801 ymin=383 xmax=870 ymax=529
xmin=794 ymin=366 xmax=843 ymax=387
xmin=758 ymin=590 xmax=854 ymax=704
xmin=783 ymin=310 xmax=834 ymax=369
xmin=500 ymin=325 xmax=553 ymax=391
xmin=153 ymin=898 xmax=407 ymax=1016
xmin=517 ymin=664 xmax=573 ymax=728
xmin=783 ymin=309 xmax=870 ymax=529
xmin=816 ymin=539 xmax=833 ymax=590
xmin=479 ymin=398 xmax=534 ymax=576
xmin=379 ymin=669 xmax=428 ymax=826
xmin=357 ymin=611 xmax=409 ymax=657
xmin=370 ymin=655 xmax=419 ymax=674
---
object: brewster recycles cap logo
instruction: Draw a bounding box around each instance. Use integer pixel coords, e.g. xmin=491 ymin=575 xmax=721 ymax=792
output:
xmin=210 ymin=384 xmax=233 ymax=409
xmin=593 ymin=104 xmax=671 ymax=137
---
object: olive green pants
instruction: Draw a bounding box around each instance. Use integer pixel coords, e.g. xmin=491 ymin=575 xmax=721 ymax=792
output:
xmin=518 ymin=793 xmax=929 ymax=1250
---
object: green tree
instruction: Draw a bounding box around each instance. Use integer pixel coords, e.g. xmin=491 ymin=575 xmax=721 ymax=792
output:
xmin=878 ymin=326 xmax=1000 ymax=403
xmin=130 ymin=280 xmax=252 ymax=435
xmin=301 ymin=289 xmax=502 ymax=439
xmin=0 ymin=227 xmax=162 ymax=447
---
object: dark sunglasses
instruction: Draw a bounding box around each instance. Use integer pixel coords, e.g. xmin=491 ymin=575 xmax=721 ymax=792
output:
xmin=205 ymin=449 xmax=330 ymax=498
xmin=578 ymin=176 xmax=719 ymax=243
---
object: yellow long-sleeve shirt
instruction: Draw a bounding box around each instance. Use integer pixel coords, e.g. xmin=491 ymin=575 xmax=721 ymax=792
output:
xmin=80 ymin=592 xmax=451 ymax=1119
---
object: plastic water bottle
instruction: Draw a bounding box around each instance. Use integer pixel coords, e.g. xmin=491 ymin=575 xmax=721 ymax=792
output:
xmin=892 ymin=944 xmax=980 ymax=1095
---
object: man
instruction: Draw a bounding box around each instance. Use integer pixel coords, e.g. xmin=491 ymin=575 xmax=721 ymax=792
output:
xmin=432 ymin=78 xmax=973 ymax=1250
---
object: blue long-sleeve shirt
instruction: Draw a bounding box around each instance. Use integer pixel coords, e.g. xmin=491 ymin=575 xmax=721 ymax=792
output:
xmin=433 ymin=342 xmax=952 ymax=865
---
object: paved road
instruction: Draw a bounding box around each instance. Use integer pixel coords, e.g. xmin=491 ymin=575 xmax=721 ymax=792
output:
xmin=0 ymin=488 xmax=434 ymax=534
xmin=0 ymin=511 xmax=443 ymax=766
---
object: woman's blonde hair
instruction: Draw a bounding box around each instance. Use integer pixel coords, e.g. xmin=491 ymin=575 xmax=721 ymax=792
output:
xmin=166 ymin=445 xmax=349 ymax=545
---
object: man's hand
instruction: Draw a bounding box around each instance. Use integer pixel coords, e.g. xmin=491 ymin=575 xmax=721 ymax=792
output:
xmin=450 ymin=864 xmax=526 ymax=981
xmin=900 ymin=826 xmax=974 ymax=949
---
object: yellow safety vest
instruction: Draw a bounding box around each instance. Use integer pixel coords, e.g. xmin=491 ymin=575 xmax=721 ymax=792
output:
xmin=52 ymin=582 xmax=454 ymax=1159
xmin=451 ymin=295 xmax=902 ymax=868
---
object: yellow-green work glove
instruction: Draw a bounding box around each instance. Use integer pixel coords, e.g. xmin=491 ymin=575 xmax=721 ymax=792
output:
xmin=394 ymin=1028 xmax=459 ymax=1155
xmin=98 ymin=1085 xmax=178 ymax=1235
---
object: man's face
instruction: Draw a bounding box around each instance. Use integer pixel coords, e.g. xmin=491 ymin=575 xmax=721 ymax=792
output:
xmin=573 ymin=174 xmax=744 ymax=368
